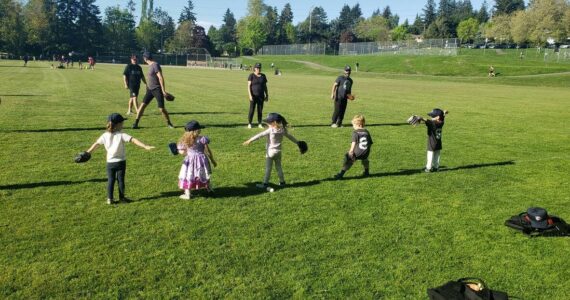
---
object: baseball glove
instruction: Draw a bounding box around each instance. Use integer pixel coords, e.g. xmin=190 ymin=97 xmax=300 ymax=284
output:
xmin=347 ymin=94 xmax=356 ymax=101
xmin=407 ymin=115 xmax=421 ymax=126
xmin=297 ymin=141 xmax=308 ymax=154
xmin=74 ymin=151 xmax=91 ymax=163
xmin=168 ymin=142 xmax=178 ymax=155
xmin=165 ymin=93 xmax=175 ymax=101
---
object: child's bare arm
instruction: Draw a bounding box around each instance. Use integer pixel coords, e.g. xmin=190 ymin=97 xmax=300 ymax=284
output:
xmin=348 ymin=141 xmax=356 ymax=156
xmin=131 ymin=138 xmax=155 ymax=150
xmin=86 ymin=142 xmax=99 ymax=153
xmin=205 ymin=144 xmax=217 ymax=167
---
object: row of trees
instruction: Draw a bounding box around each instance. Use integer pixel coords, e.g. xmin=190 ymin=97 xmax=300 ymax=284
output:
xmin=1 ymin=0 xmax=569 ymax=57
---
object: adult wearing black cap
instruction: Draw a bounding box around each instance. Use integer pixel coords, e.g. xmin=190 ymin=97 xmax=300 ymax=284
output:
xmin=132 ymin=52 xmax=174 ymax=129
xmin=123 ymin=54 xmax=147 ymax=115
xmin=247 ymin=63 xmax=269 ymax=129
xmin=330 ymin=65 xmax=354 ymax=127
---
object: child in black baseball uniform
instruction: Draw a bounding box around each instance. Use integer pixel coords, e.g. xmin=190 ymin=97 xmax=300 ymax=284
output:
xmin=334 ymin=115 xmax=373 ymax=179
xmin=417 ymin=108 xmax=448 ymax=172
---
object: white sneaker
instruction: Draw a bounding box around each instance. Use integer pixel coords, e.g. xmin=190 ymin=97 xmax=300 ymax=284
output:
xmin=179 ymin=193 xmax=191 ymax=200
xmin=331 ymin=124 xmax=338 ymax=128
xmin=258 ymin=123 xmax=264 ymax=128
xmin=247 ymin=124 xmax=252 ymax=129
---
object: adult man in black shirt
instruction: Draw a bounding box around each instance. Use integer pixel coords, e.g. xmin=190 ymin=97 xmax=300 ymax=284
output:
xmin=330 ymin=65 xmax=354 ymax=128
xmin=133 ymin=52 xmax=174 ymax=129
xmin=123 ymin=55 xmax=147 ymax=115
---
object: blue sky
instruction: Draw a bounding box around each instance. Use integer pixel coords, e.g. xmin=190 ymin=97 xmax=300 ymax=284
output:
xmin=97 ymin=0 xmax=493 ymax=28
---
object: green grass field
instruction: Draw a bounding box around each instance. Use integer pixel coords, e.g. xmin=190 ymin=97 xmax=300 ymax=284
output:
xmin=1 ymin=52 xmax=569 ymax=299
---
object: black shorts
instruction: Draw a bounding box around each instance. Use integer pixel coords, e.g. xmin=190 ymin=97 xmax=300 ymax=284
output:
xmin=142 ymin=88 xmax=165 ymax=109
xmin=129 ymin=85 xmax=140 ymax=97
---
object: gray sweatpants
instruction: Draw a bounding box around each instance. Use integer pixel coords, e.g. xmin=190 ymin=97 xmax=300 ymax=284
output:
xmin=263 ymin=152 xmax=284 ymax=184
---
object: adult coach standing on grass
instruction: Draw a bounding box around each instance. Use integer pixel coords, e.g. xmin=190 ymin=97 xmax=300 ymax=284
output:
xmin=330 ymin=65 xmax=353 ymax=128
xmin=132 ymin=52 xmax=174 ymax=129
xmin=247 ymin=63 xmax=269 ymax=129
xmin=123 ymin=55 xmax=147 ymax=116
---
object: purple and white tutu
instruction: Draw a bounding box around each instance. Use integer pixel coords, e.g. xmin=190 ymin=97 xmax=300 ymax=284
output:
xmin=178 ymin=136 xmax=211 ymax=190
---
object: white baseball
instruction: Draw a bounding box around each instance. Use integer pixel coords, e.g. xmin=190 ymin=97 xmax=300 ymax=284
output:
xmin=267 ymin=187 xmax=275 ymax=193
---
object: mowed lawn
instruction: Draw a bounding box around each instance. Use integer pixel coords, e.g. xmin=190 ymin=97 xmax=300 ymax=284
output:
xmin=0 ymin=58 xmax=569 ymax=299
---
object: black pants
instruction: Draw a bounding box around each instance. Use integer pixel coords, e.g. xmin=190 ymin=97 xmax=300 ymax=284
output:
xmin=106 ymin=161 xmax=126 ymax=200
xmin=332 ymin=99 xmax=348 ymax=126
xmin=343 ymin=153 xmax=369 ymax=171
xmin=248 ymin=96 xmax=264 ymax=125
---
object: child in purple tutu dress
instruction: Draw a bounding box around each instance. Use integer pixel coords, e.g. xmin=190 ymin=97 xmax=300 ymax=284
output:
xmin=177 ymin=120 xmax=217 ymax=199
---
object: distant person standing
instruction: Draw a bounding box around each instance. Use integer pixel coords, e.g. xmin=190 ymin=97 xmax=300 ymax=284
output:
xmin=132 ymin=52 xmax=174 ymax=129
xmin=88 ymin=56 xmax=95 ymax=70
xmin=247 ymin=63 xmax=269 ymax=129
xmin=330 ymin=65 xmax=354 ymax=127
xmin=23 ymin=55 xmax=29 ymax=67
xmin=123 ymin=55 xmax=147 ymax=116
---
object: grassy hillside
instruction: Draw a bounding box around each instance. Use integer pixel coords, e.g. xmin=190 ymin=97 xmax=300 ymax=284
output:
xmin=0 ymin=59 xmax=569 ymax=298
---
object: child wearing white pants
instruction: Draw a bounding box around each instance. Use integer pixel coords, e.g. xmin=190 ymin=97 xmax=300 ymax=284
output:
xmin=418 ymin=108 xmax=448 ymax=172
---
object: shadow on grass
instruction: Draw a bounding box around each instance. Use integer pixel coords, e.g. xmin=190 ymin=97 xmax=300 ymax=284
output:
xmin=4 ymin=127 xmax=103 ymax=133
xmin=0 ymin=178 xmax=106 ymax=190
xmin=169 ymin=111 xmax=240 ymax=115
xmin=0 ymin=94 xmax=51 ymax=97
xmin=292 ymin=122 xmax=409 ymax=128
xmin=323 ymin=160 xmax=516 ymax=181
xmin=137 ymin=180 xmax=323 ymax=201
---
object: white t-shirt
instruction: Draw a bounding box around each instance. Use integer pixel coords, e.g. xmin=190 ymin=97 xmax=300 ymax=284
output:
xmin=96 ymin=131 xmax=133 ymax=162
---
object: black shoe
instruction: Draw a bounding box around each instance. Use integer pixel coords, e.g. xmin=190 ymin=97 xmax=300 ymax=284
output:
xmin=333 ymin=173 xmax=344 ymax=180
xmin=279 ymin=181 xmax=286 ymax=186
xmin=132 ymin=123 xmax=139 ymax=129
xmin=119 ymin=197 xmax=132 ymax=203
xmin=362 ymin=171 xmax=369 ymax=177
xmin=432 ymin=167 xmax=439 ymax=172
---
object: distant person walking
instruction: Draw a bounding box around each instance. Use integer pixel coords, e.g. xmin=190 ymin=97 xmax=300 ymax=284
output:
xmin=132 ymin=52 xmax=174 ymax=129
xmin=23 ymin=55 xmax=29 ymax=67
xmin=247 ymin=63 xmax=269 ymax=129
xmin=330 ymin=65 xmax=354 ymax=127
xmin=123 ymin=55 xmax=147 ymax=116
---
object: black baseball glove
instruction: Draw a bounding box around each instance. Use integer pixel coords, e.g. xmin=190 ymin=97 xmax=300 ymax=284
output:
xmin=168 ymin=142 xmax=178 ymax=155
xmin=74 ymin=151 xmax=91 ymax=163
xmin=407 ymin=115 xmax=421 ymax=126
xmin=165 ymin=93 xmax=175 ymax=101
xmin=297 ymin=141 xmax=308 ymax=154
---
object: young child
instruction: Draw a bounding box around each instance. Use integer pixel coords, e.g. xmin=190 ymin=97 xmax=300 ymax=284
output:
xmin=417 ymin=108 xmax=448 ymax=172
xmin=85 ymin=113 xmax=155 ymax=204
xmin=177 ymin=120 xmax=216 ymax=200
xmin=243 ymin=113 xmax=300 ymax=188
xmin=334 ymin=115 xmax=373 ymax=179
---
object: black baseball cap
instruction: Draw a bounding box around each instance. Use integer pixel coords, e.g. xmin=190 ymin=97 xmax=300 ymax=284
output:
xmin=143 ymin=51 xmax=152 ymax=59
xmin=254 ymin=63 xmax=262 ymax=69
xmin=344 ymin=65 xmax=352 ymax=72
xmin=428 ymin=108 xmax=445 ymax=118
xmin=185 ymin=120 xmax=205 ymax=131
xmin=527 ymin=207 xmax=549 ymax=229
xmin=108 ymin=113 xmax=126 ymax=124
xmin=263 ymin=112 xmax=288 ymax=125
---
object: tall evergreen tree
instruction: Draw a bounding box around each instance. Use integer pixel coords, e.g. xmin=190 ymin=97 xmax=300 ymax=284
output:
xmin=423 ymin=0 xmax=437 ymax=27
xmin=178 ymin=0 xmax=196 ymax=24
xmin=494 ymin=0 xmax=525 ymax=15
xmin=76 ymin=0 xmax=103 ymax=53
xmin=103 ymin=5 xmax=136 ymax=54
xmin=153 ymin=7 xmax=175 ymax=52
xmin=476 ymin=0 xmax=490 ymax=23
xmin=277 ymin=3 xmax=293 ymax=44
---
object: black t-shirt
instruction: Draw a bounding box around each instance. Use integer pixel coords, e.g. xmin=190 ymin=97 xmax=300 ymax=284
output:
xmin=425 ymin=120 xmax=444 ymax=151
xmin=123 ymin=64 xmax=144 ymax=88
xmin=352 ymin=129 xmax=373 ymax=159
xmin=335 ymin=75 xmax=353 ymax=101
xmin=248 ymin=73 xmax=268 ymax=97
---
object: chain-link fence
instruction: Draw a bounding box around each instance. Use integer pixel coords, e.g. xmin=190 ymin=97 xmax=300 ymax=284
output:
xmin=259 ymin=43 xmax=328 ymax=55
xmin=339 ymin=39 xmax=459 ymax=56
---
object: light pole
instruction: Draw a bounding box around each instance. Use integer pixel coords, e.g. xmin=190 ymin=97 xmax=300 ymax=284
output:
xmin=308 ymin=6 xmax=314 ymax=50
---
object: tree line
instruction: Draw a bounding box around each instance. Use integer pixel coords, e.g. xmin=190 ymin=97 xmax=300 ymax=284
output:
xmin=1 ymin=0 xmax=569 ymax=57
